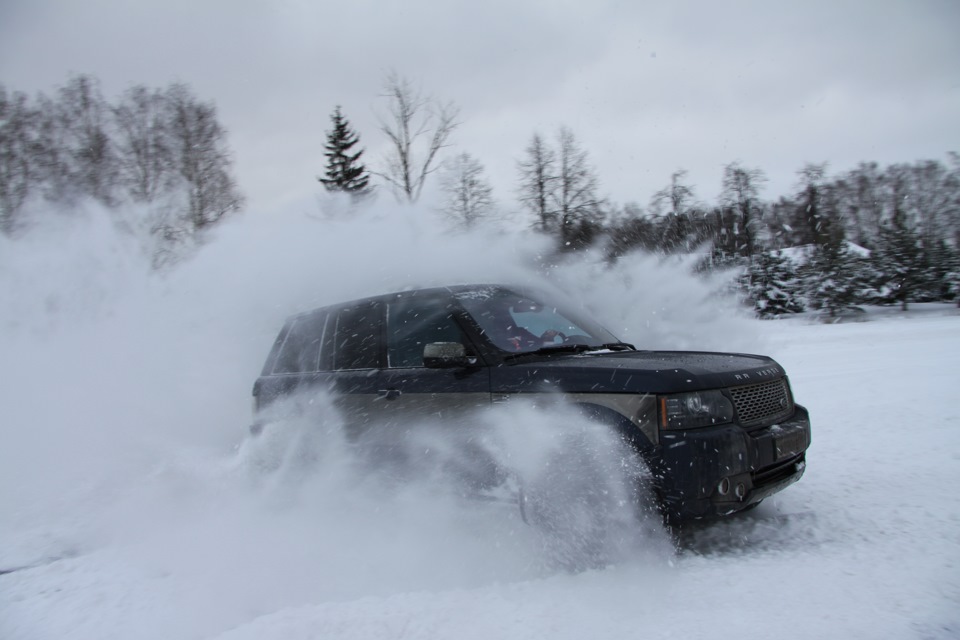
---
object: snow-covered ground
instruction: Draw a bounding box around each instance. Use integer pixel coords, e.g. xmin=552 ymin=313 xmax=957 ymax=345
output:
xmin=1 ymin=205 xmax=958 ymax=639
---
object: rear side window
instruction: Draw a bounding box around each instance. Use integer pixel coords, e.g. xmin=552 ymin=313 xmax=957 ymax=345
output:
xmin=387 ymin=299 xmax=464 ymax=368
xmin=333 ymin=302 xmax=381 ymax=370
xmin=272 ymin=311 xmax=329 ymax=373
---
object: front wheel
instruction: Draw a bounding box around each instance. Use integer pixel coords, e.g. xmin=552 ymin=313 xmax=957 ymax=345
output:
xmin=512 ymin=428 xmax=657 ymax=570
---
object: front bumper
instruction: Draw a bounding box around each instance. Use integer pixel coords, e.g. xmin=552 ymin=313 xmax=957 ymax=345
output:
xmin=652 ymin=405 xmax=811 ymax=520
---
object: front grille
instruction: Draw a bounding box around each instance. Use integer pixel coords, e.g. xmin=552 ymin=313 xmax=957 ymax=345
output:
xmin=730 ymin=378 xmax=794 ymax=428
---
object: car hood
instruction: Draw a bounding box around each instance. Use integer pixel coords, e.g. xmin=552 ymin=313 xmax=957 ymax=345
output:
xmin=491 ymin=350 xmax=785 ymax=394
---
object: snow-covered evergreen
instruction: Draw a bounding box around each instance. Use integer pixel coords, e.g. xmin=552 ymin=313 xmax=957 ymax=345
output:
xmin=742 ymin=250 xmax=805 ymax=317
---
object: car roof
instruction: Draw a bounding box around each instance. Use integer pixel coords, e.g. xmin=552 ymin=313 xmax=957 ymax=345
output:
xmin=287 ymin=284 xmax=522 ymax=322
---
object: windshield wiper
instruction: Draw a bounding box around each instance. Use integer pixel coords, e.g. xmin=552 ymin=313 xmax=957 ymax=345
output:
xmin=502 ymin=344 xmax=593 ymax=361
xmin=600 ymin=342 xmax=636 ymax=351
xmin=503 ymin=342 xmax=634 ymax=362
xmin=503 ymin=342 xmax=637 ymax=362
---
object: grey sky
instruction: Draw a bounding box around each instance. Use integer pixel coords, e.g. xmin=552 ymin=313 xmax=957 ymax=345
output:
xmin=2 ymin=0 xmax=958 ymax=215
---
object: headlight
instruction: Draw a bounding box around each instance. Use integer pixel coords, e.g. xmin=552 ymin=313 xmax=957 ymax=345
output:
xmin=660 ymin=390 xmax=734 ymax=430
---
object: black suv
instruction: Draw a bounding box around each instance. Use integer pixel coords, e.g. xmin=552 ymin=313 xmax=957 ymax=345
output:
xmin=253 ymin=284 xmax=811 ymax=521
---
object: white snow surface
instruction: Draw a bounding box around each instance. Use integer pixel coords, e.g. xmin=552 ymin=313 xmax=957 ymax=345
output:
xmin=1 ymin=202 xmax=958 ymax=639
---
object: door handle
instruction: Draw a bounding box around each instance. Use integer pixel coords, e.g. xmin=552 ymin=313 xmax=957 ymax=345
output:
xmin=377 ymin=388 xmax=402 ymax=401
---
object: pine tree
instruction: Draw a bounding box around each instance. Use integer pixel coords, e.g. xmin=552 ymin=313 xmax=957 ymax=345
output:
xmin=938 ymin=241 xmax=960 ymax=306
xmin=319 ymin=106 xmax=370 ymax=197
xmin=744 ymin=250 xmax=805 ymax=317
xmin=804 ymin=241 xmax=864 ymax=318
xmin=924 ymin=238 xmax=956 ymax=301
xmin=870 ymin=201 xmax=927 ymax=310
xmin=945 ymin=258 xmax=960 ymax=307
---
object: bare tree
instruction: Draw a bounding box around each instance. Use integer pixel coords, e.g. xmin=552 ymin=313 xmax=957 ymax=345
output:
xmin=113 ymin=85 xmax=174 ymax=203
xmin=0 ymin=86 xmax=40 ymax=233
xmin=516 ymin=127 xmax=602 ymax=248
xmin=605 ymin=202 xmax=659 ymax=259
xmin=516 ymin=132 xmax=557 ymax=232
xmin=439 ymin=152 xmax=494 ymax=228
xmin=651 ymin=169 xmax=697 ymax=251
xmin=42 ymin=74 xmax=118 ymax=205
xmin=377 ymin=71 xmax=459 ymax=203
xmin=0 ymin=75 xmax=246 ymax=267
xmin=720 ymin=162 xmax=766 ymax=258
xmin=166 ymin=83 xmax=243 ymax=231
xmin=792 ymin=162 xmax=836 ymax=247
xmin=653 ymin=169 xmax=695 ymax=218
xmin=552 ymin=126 xmax=603 ymax=247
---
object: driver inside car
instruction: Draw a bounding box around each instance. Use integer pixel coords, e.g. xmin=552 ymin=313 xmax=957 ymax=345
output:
xmin=485 ymin=301 xmax=561 ymax=351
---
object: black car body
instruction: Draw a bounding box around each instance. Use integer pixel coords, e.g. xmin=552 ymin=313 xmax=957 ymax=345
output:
xmin=253 ymin=284 xmax=811 ymax=521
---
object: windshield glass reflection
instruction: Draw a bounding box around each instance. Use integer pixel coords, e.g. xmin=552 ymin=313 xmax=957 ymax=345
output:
xmin=456 ymin=287 xmax=617 ymax=353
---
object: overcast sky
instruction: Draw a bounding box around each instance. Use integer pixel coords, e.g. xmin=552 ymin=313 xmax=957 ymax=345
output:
xmin=2 ymin=0 xmax=958 ymax=216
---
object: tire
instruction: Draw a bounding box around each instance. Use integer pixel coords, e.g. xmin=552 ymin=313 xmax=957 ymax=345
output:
xmin=515 ymin=427 xmax=651 ymax=571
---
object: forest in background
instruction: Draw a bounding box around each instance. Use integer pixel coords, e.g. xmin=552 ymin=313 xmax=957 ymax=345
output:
xmin=2 ymin=73 xmax=958 ymax=316
xmin=0 ymin=75 xmax=243 ymax=267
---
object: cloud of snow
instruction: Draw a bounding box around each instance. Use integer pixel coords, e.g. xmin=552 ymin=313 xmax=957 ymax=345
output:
xmin=0 ymin=196 xmax=761 ymax=634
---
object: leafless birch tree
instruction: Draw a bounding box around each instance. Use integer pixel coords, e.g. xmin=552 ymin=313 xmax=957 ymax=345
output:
xmin=552 ymin=126 xmax=602 ymax=245
xmin=516 ymin=132 xmax=557 ymax=232
xmin=720 ymin=162 xmax=766 ymax=257
xmin=0 ymin=86 xmax=39 ymax=233
xmin=377 ymin=71 xmax=459 ymax=203
xmin=113 ymin=85 xmax=174 ymax=203
xmin=651 ymin=169 xmax=697 ymax=251
xmin=41 ymin=74 xmax=118 ymax=205
xmin=439 ymin=152 xmax=494 ymax=228
xmin=166 ymin=83 xmax=243 ymax=232
xmin=517 ymin=127 xmax=602 ymax=247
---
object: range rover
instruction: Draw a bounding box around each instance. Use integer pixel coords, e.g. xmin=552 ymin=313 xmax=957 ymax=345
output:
xmin=252 ymin=284 xmax=811 ymax=521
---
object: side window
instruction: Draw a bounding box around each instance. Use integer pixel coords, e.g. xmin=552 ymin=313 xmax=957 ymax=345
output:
xmin=272 ymin=311 xmax=329 ymax=374
xmin=387 ymin=299 xmax=464 ymax=368
xmin=333 ymin=302 xmax=381 ymax=370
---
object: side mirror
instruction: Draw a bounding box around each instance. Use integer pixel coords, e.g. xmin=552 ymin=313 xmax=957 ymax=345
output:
xmin=423 ymin=342 xmax=470 ymax=368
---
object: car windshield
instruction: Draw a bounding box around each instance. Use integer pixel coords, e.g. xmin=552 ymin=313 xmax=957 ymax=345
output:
xmin=455 ymin=287 xmax=620 ymax=354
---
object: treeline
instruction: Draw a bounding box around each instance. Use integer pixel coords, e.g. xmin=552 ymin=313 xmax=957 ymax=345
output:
xmin=4 ymin=74 xmax=958 ymax=315
xmin=319 ymin=75 xmax=960 ymax=315
xmin=599 ymin=159 xmax=960 ymax=316
xmin=502 ymin=124 xmax=960 ymax=316
xmin=0 ymin=74 xmax=243 ymax=265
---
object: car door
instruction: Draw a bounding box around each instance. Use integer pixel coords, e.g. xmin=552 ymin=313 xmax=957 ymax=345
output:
xmin=324 ymin=299 xmax=387 ymax=438
xmin=374 ymin=294 xmax=491 ymax=428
